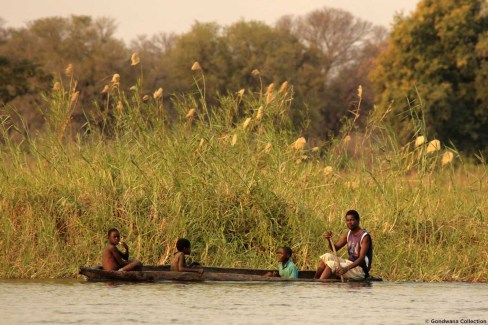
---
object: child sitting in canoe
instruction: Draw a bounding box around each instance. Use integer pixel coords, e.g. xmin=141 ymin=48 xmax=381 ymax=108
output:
xmin=265 ymin=246 xmax=299 ymax=279
xmin=170 ymin=238 xmax=204 ymax=274
xmin=102 ymin=228 xmax=142 ymax=271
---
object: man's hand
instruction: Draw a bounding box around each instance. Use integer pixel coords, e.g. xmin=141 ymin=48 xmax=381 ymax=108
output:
xmin=119 ymin=241 xmax=128 ymax=251
xmin=324 ymin=231 xmax=332 ymax=239
xmin=337 ymin=265 xmax=349 ymax=276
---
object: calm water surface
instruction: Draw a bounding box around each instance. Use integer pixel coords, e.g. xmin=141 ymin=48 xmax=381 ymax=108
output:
xmin=0 ymin=279 xmax=487 ymax=324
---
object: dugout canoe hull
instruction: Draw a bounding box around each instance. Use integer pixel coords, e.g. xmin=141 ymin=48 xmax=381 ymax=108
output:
xmin=79 ymin=265 xmax=382 ymax=283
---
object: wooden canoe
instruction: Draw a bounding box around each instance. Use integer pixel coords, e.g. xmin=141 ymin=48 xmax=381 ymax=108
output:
xmin=79 ymin=265 xmax=382 ymax=283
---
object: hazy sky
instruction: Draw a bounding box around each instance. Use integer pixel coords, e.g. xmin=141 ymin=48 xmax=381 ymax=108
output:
xmin=2 ymin=0 xmax=419 ymax=43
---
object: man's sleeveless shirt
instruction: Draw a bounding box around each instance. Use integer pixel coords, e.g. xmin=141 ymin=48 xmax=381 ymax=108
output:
xmin=347 ymin=229 xmax=373 ymax=276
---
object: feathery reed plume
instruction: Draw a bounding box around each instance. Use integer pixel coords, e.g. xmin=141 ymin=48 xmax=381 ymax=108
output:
xmin=266 ymin=83 xmax=274 ymax=94
xmin=237 ymin=89 xmax=245 ymax=98
xmin=426 ymin=139 xmax=441 ymax=153
xmin=186 ymin=108 xmax=196 ymax=119
xmin=65 ymin=64 xmax=74 ymax=77
xmin=323 ymin=166 xmax=333 ymax=176
xmin=131 ymin=53 xmax=140 ymax=66
xmin=256 ymin=106 xmax=264 ymax=121
xmin=199 ymin=138 xmax=205 ymax=147
xmin=58 ymin=118 xmax=72 ymax=142
xmin=265 ymin=143 xmax=272 ymax=153
xmin=292 ymin=137 xmax=306 ymax=150
xmin=116 ymin=100 xmax=123 ymax=113
xmin=129 ymin=85 xmax=137 ymax=91
xmin=111 ymin=74 xmax=120 ymax=84
xmin=251 ymin=69 xmax=260 ymax=77
xmin=266 ymin=92 xmax=275 ymax=105
xmin=243 ymin=118 xmax=251 ymax=130
xmin=218 ymin=135 xmax=229 ymax=143
xmin=312 ymin=146 xmax=319 ymax=152
xmin=70 ymin=91 xmax=79 ymax=105
xmin=441 ymin=151 xmax=454 ymax=166
xmin=357 ymin=85 xmax=363 ymax=98
xmin=344 ymin=181 xmax=359 ymax=189
xmin=231 ymin=134 xmax=238 ymax=146
xmin=279 ymin=163 xmax=286 ymax=173
xmin=343 ymin=135 xmax=352 ymax=144
xmin=191 ymin=61 xmax=202 ymax=71
xmin=153 ymin=87 xmax=163 ymax=100
xmin=415 ymin=136 xmax=426 ymax=148
xmin=101 ymin=85 xmax=109 ymax=94
xmin=52 ymin=82 xmax=61 ymax=91
xmin=279 ymin=81 xmax=288 ymax=93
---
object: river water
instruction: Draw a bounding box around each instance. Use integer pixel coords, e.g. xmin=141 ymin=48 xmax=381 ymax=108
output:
xmin=0 ymin=280 xmax=487 ymax=324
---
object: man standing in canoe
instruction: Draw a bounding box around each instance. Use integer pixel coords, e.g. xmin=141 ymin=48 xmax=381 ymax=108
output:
xmin=314 ymin=210 xmax=373 ymax=280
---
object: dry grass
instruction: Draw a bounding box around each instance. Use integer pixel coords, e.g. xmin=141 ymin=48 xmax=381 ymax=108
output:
xmin=0 ymin=63 xmax=486 ymax=281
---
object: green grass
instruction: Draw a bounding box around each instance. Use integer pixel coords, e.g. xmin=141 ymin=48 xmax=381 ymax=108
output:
xmin=0 ymin=68 xmax=486 ymax=281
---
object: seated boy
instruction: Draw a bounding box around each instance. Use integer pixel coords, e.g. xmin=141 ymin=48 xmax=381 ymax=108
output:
xmin=102 ymin=228 xmax=142 ymax=271
xmin=170 ymin=238 xmax=204 ymax=274
xmin=266 ymin=246 xmax=299 ymax=279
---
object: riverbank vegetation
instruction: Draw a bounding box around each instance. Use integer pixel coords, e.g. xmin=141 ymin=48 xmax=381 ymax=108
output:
xmin=0 ymin=63 xmax=486 ymax=281
xmin=1 ymin=0 xmax=488 ymax=281
xmin=2 ymin=0 xmax=488 ymax=155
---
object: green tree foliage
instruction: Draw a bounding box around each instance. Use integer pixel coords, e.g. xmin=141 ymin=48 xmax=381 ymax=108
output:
xmin=1 ymin=19 xmax=43 ymax=105
xmin=475 ymin=22 xmax=488 ymax=143
xmin=0 ymin=15 xmax=131 ymax=131
xmin=162 ymin=13 xmax=384 ymax=137
xmin=371 ymin=0 xmax=488 ymax=153
xmin=163 ymin=21 xmax=306 ymax=94
xmin=160 ymin=21 xmax=313 ymax=127
xmin=165 ymin=22 xmax=228 ymax=97
xmin=0 ymin=56 xmax=50 ymax=105
xmin=130 ymin=32 xmax=175 ymax=92
xmin=223 ymin=21 xmax=305 ymax=90
xmin=1 ymin=8 xmax=385 ymax=142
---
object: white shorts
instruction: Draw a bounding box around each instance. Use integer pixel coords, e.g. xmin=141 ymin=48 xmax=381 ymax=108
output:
xmin=320 ymin=253 xmax=365 ymax=280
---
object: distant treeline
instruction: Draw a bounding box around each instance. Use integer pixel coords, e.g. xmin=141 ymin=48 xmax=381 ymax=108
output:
xmin=1 ymin=0 xmax=488 ymax=154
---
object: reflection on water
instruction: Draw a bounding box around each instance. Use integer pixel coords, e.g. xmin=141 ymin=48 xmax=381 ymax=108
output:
xmin=0 ymin=279 xmax=487 ymax=324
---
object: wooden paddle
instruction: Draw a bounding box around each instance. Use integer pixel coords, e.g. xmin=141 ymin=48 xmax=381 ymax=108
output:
xmin=327 ymin=235 xmax=344 ymax=283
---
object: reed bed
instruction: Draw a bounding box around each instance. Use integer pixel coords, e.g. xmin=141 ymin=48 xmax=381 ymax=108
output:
xmin=0 ymin=62 xmax=486 ymax=281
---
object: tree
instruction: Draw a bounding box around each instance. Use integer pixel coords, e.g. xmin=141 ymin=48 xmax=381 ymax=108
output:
xmin=0 ymin=16 xmax=130 ymax=131
xmin=130 ymin=32 xmax=175 ymax=93
xmin=0 ymin=10 xmax=386 ymax=143
xmin=475 ymin=22 xmax=488 ymax=144
xmin=0 ymin=16 xmax=130 ymax=100
xmin=276 ymin=8 xmax=384 ymax=138
xmin=223 ymin=21 xmax=305 ymax=89
xmin=165 ymin=21 xmax=309 ymax=106
xmin=292 ymin=8 xmax=375 ymax=79
xmin=371 ymin=0 xmax=488 ymax=153
xmin=0 ymin=18 xmax=7 ymax=43
xmin=0 ymin=56 xmax=50 ymax=106
xmin=165 ymin=22 xmax=227 ymax=98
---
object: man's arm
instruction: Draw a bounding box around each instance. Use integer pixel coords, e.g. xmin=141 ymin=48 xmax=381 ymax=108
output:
xmin=338 ymin=235 xmax=371 ymax=275
xmin=110 ymin=246 xmax=128 ymax=267
xmin=325 ymin=231 xmax=347 ymax=252
xmin=264 ymin=271 xmax=278 ymax=277
xmin=117 ymin=243 xmax=129 ymax=260
xmin=178 ymin=254 xmax=203 ymax=274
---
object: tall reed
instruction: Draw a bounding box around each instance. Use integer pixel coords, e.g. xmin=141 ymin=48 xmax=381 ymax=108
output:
xmin=0 ymin=63 xmax=486 ymax=282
